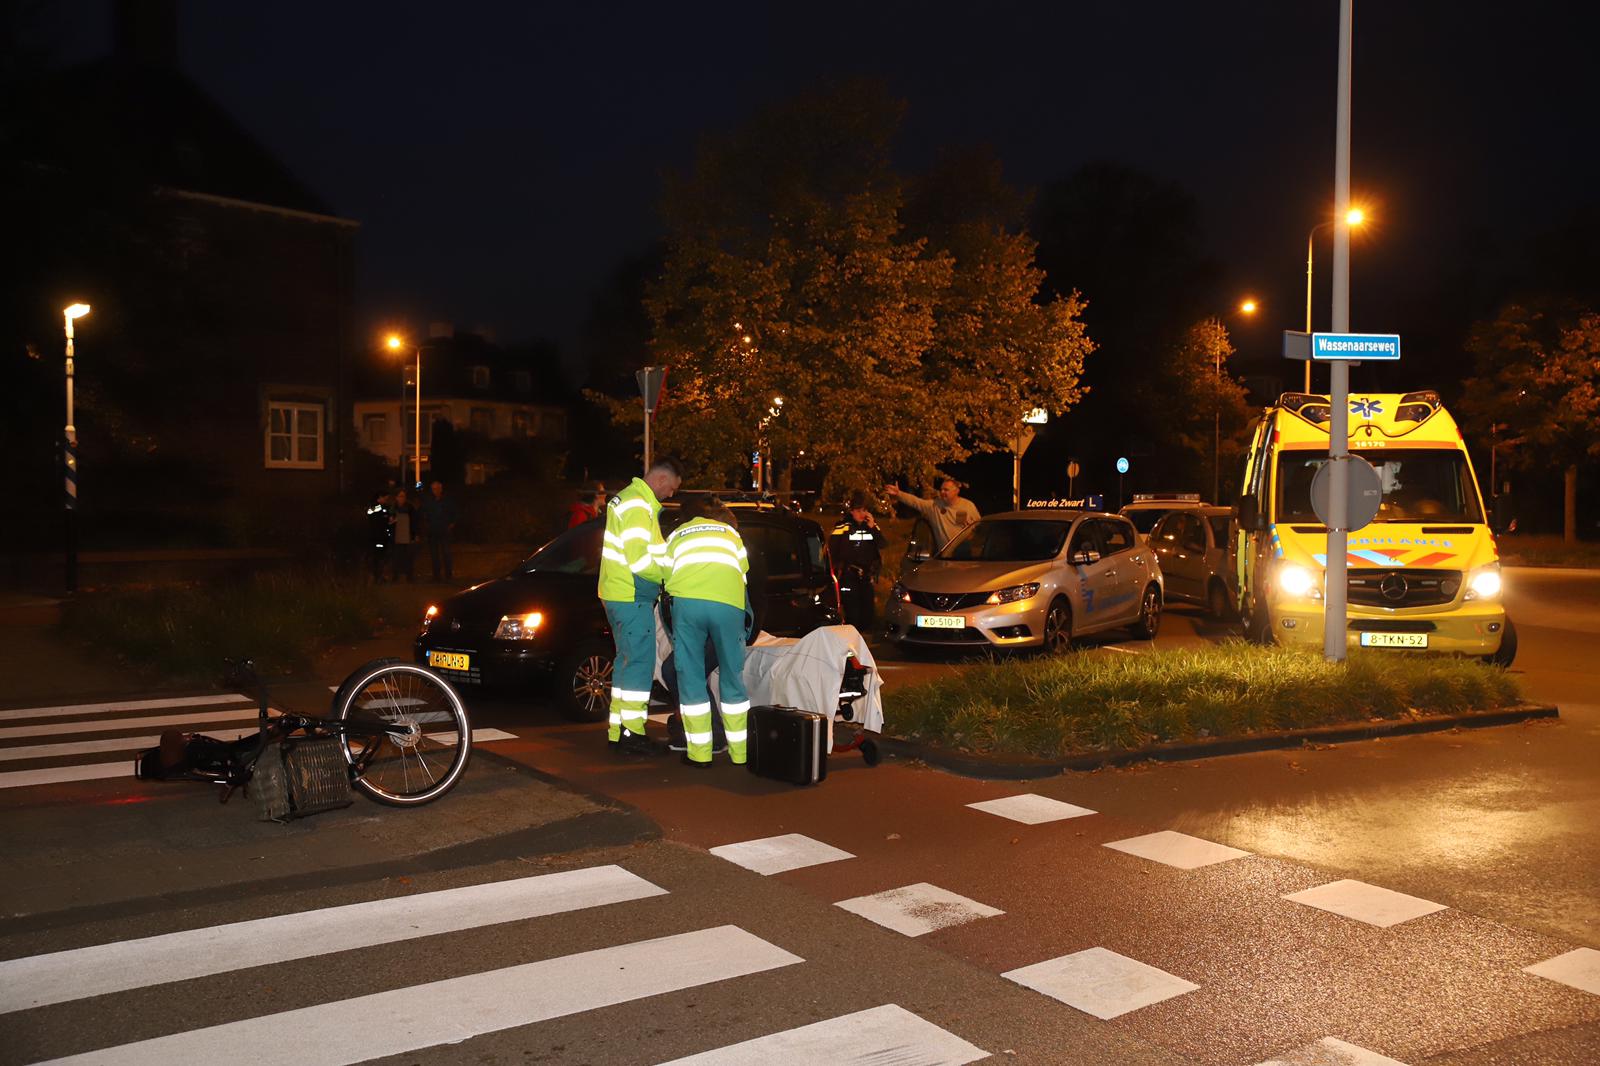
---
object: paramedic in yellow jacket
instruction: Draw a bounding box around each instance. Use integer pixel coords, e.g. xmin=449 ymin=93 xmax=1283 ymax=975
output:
xmin=664 ymin=500 xmax=752 ymax=766
xmin=597 ymin=457 xmax=682 ymax=754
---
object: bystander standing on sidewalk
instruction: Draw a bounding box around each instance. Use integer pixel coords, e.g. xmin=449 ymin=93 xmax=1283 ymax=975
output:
xmin=569 ymin=481 xmax=607 ymax=528
xmin=390 ymin=488 xmax=418 ymax=583
xmin=885 ymin=476 xmax=980 ymax=553
xmin=422 ymin=480 xmax=459 ymax=581
xmin=366 ymin=491 xmax=393 ymax=582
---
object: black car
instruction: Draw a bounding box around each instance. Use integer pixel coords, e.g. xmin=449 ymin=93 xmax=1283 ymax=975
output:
xmin=414 ymin=502 xmax=842 ymax=720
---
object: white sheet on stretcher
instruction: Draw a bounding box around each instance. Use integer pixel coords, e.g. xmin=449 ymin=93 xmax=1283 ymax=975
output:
xmin=653 ymin=620 xmax=885 ymax=744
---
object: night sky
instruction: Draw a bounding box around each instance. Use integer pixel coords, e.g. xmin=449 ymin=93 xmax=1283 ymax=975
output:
xmin=43 ymin=1 xmax=1600 ymax=377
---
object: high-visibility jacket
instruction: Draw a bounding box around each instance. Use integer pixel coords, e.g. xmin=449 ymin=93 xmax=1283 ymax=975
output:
xmin=597 ymin=477 xmax=668 ymax=602
xmin=664 ymin=518 xmax=748 ymax=610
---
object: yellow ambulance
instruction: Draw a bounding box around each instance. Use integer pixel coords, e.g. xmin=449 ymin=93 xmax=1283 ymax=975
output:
xmin=1233 ymin=390 xmax=1514 ymax=665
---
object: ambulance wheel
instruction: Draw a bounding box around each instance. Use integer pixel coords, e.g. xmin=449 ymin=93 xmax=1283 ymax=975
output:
xmin=1207 ymin=580 xmax=1234 ymax=621
xmin=558 ymin=640 xmax=614 ymax=722
xmin=1487 ymin=617 xmax=1518 ymax=668
xmin=860 ymin=739 xmax=881 ymax=767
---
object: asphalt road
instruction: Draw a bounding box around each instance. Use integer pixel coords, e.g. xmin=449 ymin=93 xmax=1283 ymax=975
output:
xmin=2 ymin=567 xmax=1596 ymax=1063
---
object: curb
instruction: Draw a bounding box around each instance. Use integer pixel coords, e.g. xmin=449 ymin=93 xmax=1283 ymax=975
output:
xmin=873 ymin=702 xmax=1560 ymax=781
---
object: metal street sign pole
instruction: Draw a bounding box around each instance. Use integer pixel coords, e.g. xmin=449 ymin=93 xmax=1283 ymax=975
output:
xmin=636 ymin=366 xmax=666 ymax=473
xmin=1325 ymin=0 xmax=1354 ymax=663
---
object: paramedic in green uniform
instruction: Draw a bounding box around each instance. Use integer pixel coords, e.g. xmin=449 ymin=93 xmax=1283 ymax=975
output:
xmin=597 ymin=457 xmax=683 ymax=754
xmin=664 ymin=500 xmax=751 ymax=766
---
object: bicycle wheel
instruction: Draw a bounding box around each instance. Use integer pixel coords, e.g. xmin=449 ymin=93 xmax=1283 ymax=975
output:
xmin=334 ymin=661 xmax=471 ymax=806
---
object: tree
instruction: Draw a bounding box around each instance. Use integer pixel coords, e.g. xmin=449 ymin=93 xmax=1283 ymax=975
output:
xmin=599 ymin=83 xmax=1092 ymax=498
xmin=1146 ymin=318 xmax=1255 ymax=499
xmin=1460 ymin=303 xmax=1600 ymax=544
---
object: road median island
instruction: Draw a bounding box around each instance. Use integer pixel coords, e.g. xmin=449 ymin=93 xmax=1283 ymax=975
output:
xmin=878 ymin=643 xmax=1550 ymax=778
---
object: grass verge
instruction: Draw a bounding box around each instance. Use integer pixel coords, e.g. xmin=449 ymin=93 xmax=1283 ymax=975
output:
xmin=64 ymin=572 xmax=379 ymax=680
xmin=1497 ymin=535 xmax=1600 ymax=569
xmin=888 ymin=642 xmax=1524 ymax=758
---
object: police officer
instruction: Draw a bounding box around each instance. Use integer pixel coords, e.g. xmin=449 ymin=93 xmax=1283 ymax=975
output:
xmin=663 ymin=499 xmax=751 ymax=767
xmin=830 ymin=491 xmax=884 ymax=628
xmin=597 ymin=457 xmax=683 ymax=754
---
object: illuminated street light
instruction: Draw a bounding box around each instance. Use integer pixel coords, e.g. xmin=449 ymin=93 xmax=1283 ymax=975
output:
xmin=1239 ymin=298 xmax=1258 ymax=315
xmin=62 ymin=302 xmax=91 ymax=592
xmin=1303 ymin=207 xmax=1368 ymax=391
xmin=385 ymin=332 xmax=422 ymax=488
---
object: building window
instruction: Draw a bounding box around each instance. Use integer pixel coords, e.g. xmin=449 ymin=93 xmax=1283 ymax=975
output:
xmin=403 ymin=406 xmax=447 ymax=447
xmin=470 ymin=407 xmax=494 ymax=434
xmin=511 ymin=411 xmax=533 ymax=437
xmin=266 ymin=401 xmax=324 ymax=469
xmin=363 ymin=413 xmax=388 ymax=445
xmin=471 ymin=366 xmax=490 ymax=389
xmin=511 ymin=371 xmax=532 ymax=394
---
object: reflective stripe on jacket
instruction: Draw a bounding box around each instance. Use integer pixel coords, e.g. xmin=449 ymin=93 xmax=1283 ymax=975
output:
xmin=663 ymin=518 xmax=748 ymax=610
xmin=597 ymin=477 xmax=667 ymax=602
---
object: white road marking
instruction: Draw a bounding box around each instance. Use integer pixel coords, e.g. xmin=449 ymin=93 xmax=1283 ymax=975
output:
xmin=1103 ymin=830 xmax=1251 ymax=869
xmin=0 ymin=865 xmax=669 ymax=1014
xmin=710 ymin=833 xmax=855 ymax=876
xmin=835 ymin=883 xmax=1003 ymax=937
xmin=1256 ymin=1036 xmax=1411 ymax=1065
xmin=967 ymin=794 xmax=1097 ymax=824
xmin=0 ymin=709 xmax=262 ymax=741
xmin=1282 ymin=879 xmax=1447 ymax=928
xmin=1004 ymin=946 xmax=1199 ymax=1019
xmin=655 ymin=1003 xmax=988 ymax=1065
xmin=0 ymin=731 xmax=256 ymax=762
xmin=1523 ymin=947 xmax=1600 ymax=996
xmin=0 ymin=762 xmax=148 ymax=789
xmin=39 ymin=925 xmax=802 ymax=1066
xmin=0 ymin=694 xmax=252 ymax=722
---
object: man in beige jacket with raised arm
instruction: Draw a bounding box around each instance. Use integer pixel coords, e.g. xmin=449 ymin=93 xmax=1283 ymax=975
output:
xmin=884 ymin=477 xmax=980 ymax=554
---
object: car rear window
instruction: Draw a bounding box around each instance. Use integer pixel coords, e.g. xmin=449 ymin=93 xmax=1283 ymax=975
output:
xmin=518 ymin=521 xmax=601 ymax=574
xmin=941 ymin=520 xmax=1070 ymax=562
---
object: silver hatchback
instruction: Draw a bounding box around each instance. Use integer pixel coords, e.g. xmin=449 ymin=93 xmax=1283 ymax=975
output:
xmin=883 ymin=510 xmax=1164 ymax=653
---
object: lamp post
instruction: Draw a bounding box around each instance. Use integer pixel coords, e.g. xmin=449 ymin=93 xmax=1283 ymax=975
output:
xmin=1303 ymin=207 xmax=1366 ymax=392
xmin=386 ymin=334 xmax=422 ymax=489
xmin=62 ymin=303 xmax=91 ymax=594
xmin=757 ymin=395 xmax=783 ymax=494
xmin=1213 ymin=300 xmax=1258 ymax=504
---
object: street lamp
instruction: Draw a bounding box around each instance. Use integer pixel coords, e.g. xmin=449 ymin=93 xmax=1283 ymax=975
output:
xmin=1303 ymin=207 xmax=1367 ymax=392
xmin=386 ymin=333 xmax=422 ymax=489
xmin=62 ymin=303 xmax=90 ymax=594
xmin=756 ymin=395 xmax=784 ymax=494
xmin=1213 ymin=299 xmax=1258 ymax=503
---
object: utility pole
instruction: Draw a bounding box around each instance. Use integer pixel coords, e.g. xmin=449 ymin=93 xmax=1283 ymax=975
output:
xmin=1324 ymin=0 xmax=1354 ymax=663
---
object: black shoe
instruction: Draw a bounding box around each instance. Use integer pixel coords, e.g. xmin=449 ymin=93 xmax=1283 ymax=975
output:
xmin=616 ymin=731 xmax=661 ymax=757
xmin=680 ymin=753 xmax=713 ymax=768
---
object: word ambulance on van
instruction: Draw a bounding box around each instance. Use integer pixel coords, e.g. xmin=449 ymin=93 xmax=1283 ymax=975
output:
xmin=1232 ymin=390 xmax=1514 ymax=665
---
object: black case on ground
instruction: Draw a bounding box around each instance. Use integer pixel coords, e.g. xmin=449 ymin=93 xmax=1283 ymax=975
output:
xmin=746 ymin=705 xmax=828 ymax=785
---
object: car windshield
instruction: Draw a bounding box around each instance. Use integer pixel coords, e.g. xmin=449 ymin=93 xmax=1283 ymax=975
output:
xmin=518 ymin=521 xmax=601 ymax=575
xmin=1276 ymin=448 xmax=1485 ymax=524
xmin=940 ymin=519 xmax=1070 ymax=562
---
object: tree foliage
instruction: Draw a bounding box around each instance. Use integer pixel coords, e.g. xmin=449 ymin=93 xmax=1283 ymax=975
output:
xmin=1459 ymin=303 xmax=1600 ymax=542
xmin=1145 ymin=318 xmax=1255 ymax=497
xmin=597 ymin=84 xmax=1093 ymax=495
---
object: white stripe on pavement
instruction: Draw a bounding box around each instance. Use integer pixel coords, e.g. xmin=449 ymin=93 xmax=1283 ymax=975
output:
xmin=0 ymin=865 xmax=669 ymax=1014
xmin=0 ymin=762 xmax=145 ymax=789
xmin=0 ymin=709 xmax=264 ymax=741
xmin=0 ymin=694 xmax=252 ymax=722
xmin=1 ymin=728 xmax=516 ymax=764
xmin=39 ymin=925 xmax=802 ymax=1066
xmin=655 ymin=1003 xmax=988 ymax=1065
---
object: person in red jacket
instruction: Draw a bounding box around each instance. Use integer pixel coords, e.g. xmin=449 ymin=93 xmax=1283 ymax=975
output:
xmin=568 ymin=481 xmax=607 ymax=527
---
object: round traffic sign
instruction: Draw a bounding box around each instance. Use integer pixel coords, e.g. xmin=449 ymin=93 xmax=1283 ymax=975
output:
xmin=1115 ymin=457 xmax=1129 ymax=475
xmin=1311 ymin=454 xmax=1383 ymax=530
xmin=1067 ymin=460 xmax=1080 ymax=479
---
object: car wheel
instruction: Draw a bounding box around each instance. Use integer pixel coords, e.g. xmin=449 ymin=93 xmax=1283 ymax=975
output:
xmin=558 ymin=639 xmax=613 ymax=722
xmin=1487 ymin=617 xmax=1517 ymax=668
xmin=1130 ymin=584 xmax=1162 ymax=640
xmin=1041 ymin=598 xmax=1074 ymax=655
xmin=1206 ymin=580 xmax=1233 ymax=621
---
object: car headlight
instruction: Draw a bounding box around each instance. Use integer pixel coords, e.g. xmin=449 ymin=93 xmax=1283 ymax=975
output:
xmin=493 ymin=611 xmax=544 ymax=640
xmin=423 ymin=605 xmax=439 ymax=628
xmin=1277 ymin=564 xmax=1322 ymax=599
xmin=890 ymin=581 xmax=912 ymax=603
xmin=985 ymin=582 xmax=1041 ymax=605
xmin=1464 ymin=563 xmax=1502 ymax=601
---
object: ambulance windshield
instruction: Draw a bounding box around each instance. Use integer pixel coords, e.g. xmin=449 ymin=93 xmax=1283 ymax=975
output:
xmin=1276 ymin=449 xmax=1484 ymax=524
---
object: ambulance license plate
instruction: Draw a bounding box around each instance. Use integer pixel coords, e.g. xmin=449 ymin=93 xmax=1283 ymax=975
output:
xmin=916 ymin=615 xmax=965 ymax=629
xmin=1360 ymin=632 xmax=1428 ymax=649
xmin=429 ymin=651 xmax=472 ymax=670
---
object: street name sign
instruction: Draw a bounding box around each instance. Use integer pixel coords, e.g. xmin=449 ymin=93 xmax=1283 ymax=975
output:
xmin=1312 ymin=332 xmax=1401 ymax=361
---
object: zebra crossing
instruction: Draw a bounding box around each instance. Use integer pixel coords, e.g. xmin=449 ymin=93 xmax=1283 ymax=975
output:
xmin=1 ymin=863 xmax=996 ymax=1066
xmin=0 ymin=694 xmax=518 ymax=792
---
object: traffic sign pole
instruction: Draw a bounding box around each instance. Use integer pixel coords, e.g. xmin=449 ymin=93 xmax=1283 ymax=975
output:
xmin=635 ymin=366 xmax=666 ymax=473
xmin=1325 ymin=0 xmax=1354 ymax=663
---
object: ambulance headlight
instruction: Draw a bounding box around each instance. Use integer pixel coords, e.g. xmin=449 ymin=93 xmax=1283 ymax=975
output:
xmin=1277 ymin=564 xmax=1321 ymax=599
xmin=1465 ymin=564 xmax=1502 ymax=601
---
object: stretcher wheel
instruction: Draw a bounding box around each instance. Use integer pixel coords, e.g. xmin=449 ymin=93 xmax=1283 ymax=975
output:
xmin=860 ymin=739 xmax=880 ymax=767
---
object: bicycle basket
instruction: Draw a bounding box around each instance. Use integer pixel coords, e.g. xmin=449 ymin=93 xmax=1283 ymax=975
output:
xmin=255 ymin=738 xmax=353 ymax=821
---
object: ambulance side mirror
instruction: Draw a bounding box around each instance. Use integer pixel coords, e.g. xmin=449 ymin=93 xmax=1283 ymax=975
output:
xmin=1236 ymin=495 xmax=1264 ymax=531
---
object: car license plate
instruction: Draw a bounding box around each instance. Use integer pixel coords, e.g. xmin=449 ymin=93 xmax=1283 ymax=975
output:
xmin=1359 ymin=632 xmax=1428 ymax=649
xmin=916 ymin=614 xmax=965 ymax=629
xmin=429 ymin=651 xmax=471 ymax=670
